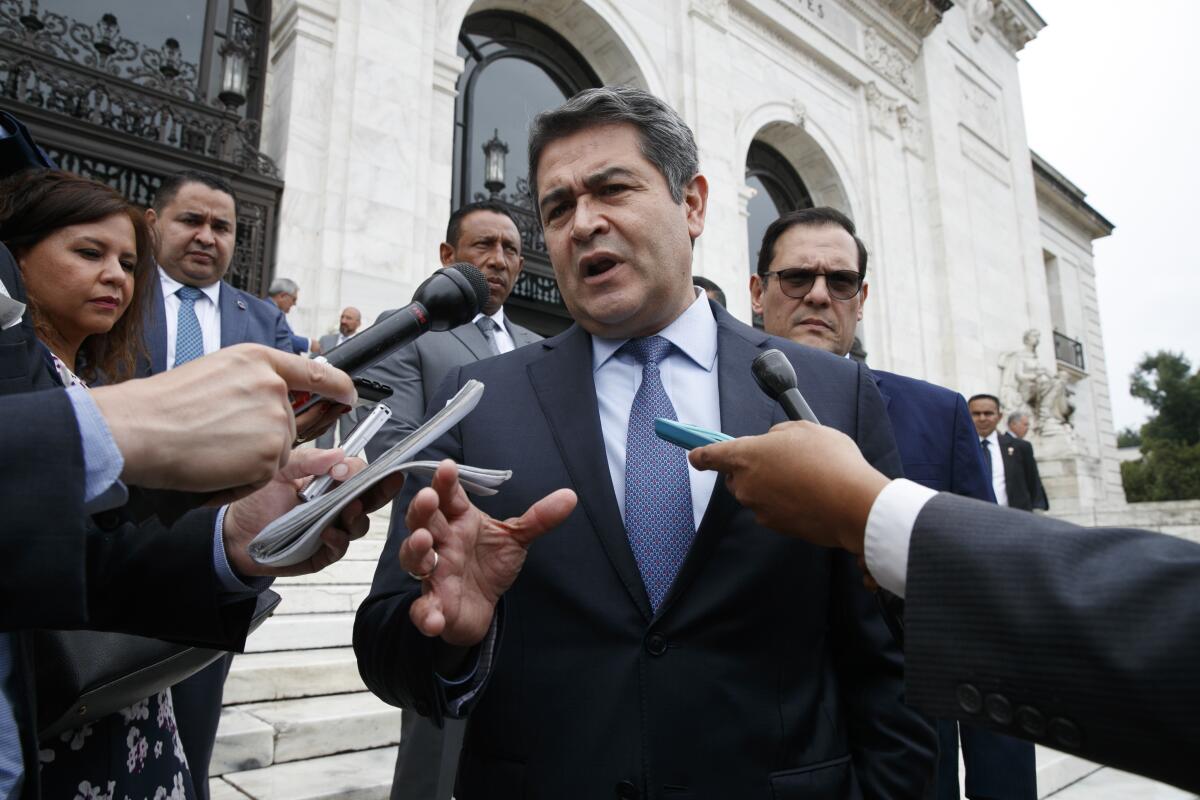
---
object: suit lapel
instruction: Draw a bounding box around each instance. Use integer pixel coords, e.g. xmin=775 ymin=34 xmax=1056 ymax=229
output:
xmin=656 ymin=308 xmax=778 ymax=618
xmin=526 ymin=325 xmax=653 ymax=620
xmin=998 ymin=432 xmax=1020 ymax=494
xmin=871 ymin=369 xmax=893 ymax=413
xmin=510 ymin=322 xmax=541 ymax=348
xmin=449 ymin=321 xmax=494 ymax=362
xmin=144 ymin=277 xmax=168 ymax=374
xmin=218 ymin=283 xmax=248 ymax=348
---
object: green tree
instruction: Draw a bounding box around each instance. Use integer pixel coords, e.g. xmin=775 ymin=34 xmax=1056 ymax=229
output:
xmin=1121 ymin=351 xmax=1200 ymax=502
xmin=1116 ymin=427 xmax=1141 ymax=448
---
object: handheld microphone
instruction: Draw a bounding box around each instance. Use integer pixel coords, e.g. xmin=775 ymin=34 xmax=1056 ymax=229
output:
xmin=292 ymin=262 xmax=489 ymax=415
xmin=750 ymin=349 xmax=821 ymax=424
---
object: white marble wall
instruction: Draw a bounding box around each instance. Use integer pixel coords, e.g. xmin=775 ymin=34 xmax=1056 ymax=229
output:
xmin=262 ymin=0 xmax=1122 ymax=505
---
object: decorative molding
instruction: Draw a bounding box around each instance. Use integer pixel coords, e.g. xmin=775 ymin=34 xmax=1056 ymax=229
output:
xmin=738 ymin=183 xmax=758 ymax=217
xmin=432 ymin=47 xmax=464 ymax=98
xmin=964 ymin=0 xmax=1043 ymax=52
xmin=875 ymin=0 xmax=950 ymax=39
xmin=864 ymin=80 xmax=896 ymax=133
xmin=863 ymin=26 xmax=914 ymax=94
xmin=791 ymin=96 xmax=807 ymax=129
xmin=689 ymin=0 xmax=730 ymax=28
xmin=895 ymin=103 xmax=923 ymax=155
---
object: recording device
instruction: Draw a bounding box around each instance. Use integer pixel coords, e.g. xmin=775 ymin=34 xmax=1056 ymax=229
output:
xmin=292 ymin=262 xmax=490 ymax=415
xmin=750 ymin=349 xmax=821 ymax=424
xmin=654 ymin=418 xmax=733 ymax=450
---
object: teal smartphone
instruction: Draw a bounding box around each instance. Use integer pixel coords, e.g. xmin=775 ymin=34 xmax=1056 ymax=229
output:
xmin=654 ymin=418 xmax=734 ymax=450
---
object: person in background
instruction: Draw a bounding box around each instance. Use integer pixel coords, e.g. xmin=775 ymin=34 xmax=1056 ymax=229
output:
xmin=691 ymin=274 xmax=726 ymax=307
xmin=1007 ymin=410 xmax=1031 ymax=439
xmin=749 ymin=206 xmax=1034 ymax=800
xmin=314 ymin=306 xmax=363 ymax=449
xmin=969 ymin=394 xmax=1049 ymax=513
xmin=268 ymin=276 xmax=319 ymax=354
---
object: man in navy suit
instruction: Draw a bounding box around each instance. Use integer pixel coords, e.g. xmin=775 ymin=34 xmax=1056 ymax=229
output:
xmin=140 ymin=170 xmax=294 ymax=798
xmin=355 ymin=87 xmax=935 ymax=798
xmin=751 ymin=207 xmax=1036 ymax=799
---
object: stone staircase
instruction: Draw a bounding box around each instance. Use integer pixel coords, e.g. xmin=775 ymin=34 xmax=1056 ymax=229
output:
xmin=208 ymin=511 xmax=402 ymax=800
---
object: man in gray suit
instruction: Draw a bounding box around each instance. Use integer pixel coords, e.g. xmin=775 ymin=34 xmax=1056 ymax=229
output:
xmin=314 ymin=306 xmax=362 ymax=448
xmin=359 ymin=200 xmax=540 ymax=800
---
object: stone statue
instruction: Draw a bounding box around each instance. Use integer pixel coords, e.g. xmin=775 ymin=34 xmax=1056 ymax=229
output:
xmin=998 ymin=329 xmax=1075 ymax=439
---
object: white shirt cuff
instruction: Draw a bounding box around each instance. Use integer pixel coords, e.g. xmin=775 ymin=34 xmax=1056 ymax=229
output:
xmin=863 ymin=479 xmax=937 ymax=599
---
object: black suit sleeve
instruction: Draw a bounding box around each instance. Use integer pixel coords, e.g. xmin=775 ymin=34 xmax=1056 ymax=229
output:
xmin=0 ymin=389 xmax=256 ymax=648
xmin=905 ymin=492 xmax=1200 ymax=792
xmin=1018 ymin=438 xmax=1049 ymax=510
xmin=831 ymin=364 xmax=937 ymax=796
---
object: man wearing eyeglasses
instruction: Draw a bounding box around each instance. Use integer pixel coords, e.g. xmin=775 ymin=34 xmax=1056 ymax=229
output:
xmin=751 ymin=206 xmax=1037 ymax=800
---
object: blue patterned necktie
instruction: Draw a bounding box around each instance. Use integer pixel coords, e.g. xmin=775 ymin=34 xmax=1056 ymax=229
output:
xmin=622 ymin=335 xmax=695 ymax=610
xmin=475 ymin=316 xmax=500 ymax=356
xmin=174 ymin=285 xmax=205 ymax=368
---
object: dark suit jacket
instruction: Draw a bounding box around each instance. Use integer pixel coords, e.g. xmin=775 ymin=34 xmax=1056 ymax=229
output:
xmin=995 ymin=432 xmax=1048 ymax=511
xmin=904 ymin=492 xmax=1200 ymax=793
xmin=140 ymin=274 xmax=293 ymax=374
xmin=872 ymin=370 xmax=994 ymax=503
xmin=355 ymin=304 xmax=936 ymax=799
xmin=0 ymin=246 xmax=260 ymax=798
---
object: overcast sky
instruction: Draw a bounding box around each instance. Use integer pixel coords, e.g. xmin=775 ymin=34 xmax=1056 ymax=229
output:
xmin=1017 ymin=0 xmax=1200 ymax=432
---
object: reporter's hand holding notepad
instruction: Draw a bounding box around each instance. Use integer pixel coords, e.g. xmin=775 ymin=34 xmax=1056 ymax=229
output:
xmin=249 ymin=380 xmax=511 ymax=567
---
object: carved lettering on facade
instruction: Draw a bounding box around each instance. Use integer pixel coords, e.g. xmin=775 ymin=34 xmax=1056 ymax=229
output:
xmin=956 ymin=67 xmax=1006 ymax=155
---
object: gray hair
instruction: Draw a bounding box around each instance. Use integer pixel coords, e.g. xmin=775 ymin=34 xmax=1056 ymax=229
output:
xmin=268 ymin=277 xmax=299 ymax=297
xmin=527 ymin=85 xmax=699 ymax=211
xmin=1007 ymin=411 xmax=1029 ymax=426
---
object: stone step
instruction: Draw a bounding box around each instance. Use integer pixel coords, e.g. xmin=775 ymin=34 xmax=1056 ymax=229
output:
xmin=211 ymin=707 xmax=275 ymax=776
xmin=246 ymin=612 xmax=355 ymax=652
xmin=1035 ymin=746 xmax=1102 ymax=798
xmin=274 ymin=584 xmax=370 ymax=615
xmin=224 ymin=648 xmax=366 ymax=705
xmin=345 ymin=537 xmax=387 ymax=562
xmin=276 ymin=560 xmax=377 ymax=586
xmin=220 ymin=745 xmax=398 ymax=800
xmin=209 ymin=777 xmax=253 ymax=799
xmin=241 ymin=691 xmax=401 ymax=764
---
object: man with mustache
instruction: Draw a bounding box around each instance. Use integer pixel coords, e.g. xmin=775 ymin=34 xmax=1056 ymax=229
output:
xmin=357 ymin=200 xmax=540 ymax=800
xmin=141 ymin=169 xmax=296 ymax=800
xmin=750 ymin=207 xmax=1036 ymax=800
xmin=355 ymin=87 xmax=935 ymax=798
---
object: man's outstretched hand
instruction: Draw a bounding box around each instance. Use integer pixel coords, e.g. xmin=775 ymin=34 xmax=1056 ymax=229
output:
xmin=399 ymin=460 xmax=576 ymax=649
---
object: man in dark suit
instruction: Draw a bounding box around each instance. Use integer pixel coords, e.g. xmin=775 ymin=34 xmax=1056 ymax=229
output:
xmin=140 ymin=170 xmax=295 ymax=798
xmin=355 ymin=86 xmax=935 ymax=798
xmin=968 ymin=394 xmax=1049 ymax=512
xmin=358 ymin=201 xmax=539 ymax=800
xmin=751 ymin=207 xmax=1036 ymax=800
xmin=688 ymin=421 xmax=1200 ymax=794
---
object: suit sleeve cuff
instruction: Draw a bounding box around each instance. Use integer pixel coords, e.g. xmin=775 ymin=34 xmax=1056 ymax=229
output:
xmin=864 ymin=479 xmax=937 ymax=599
xmin=67 ymin=383 xmax=128 ymax=510
xmin=213 ymin=505 xmax=274 ymax=597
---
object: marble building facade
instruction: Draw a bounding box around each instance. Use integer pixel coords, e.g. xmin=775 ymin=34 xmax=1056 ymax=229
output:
xmin=261 ymin=0 xmax=1124 ymax=512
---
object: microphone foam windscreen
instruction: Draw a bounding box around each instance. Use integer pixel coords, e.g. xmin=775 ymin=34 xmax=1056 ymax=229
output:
xmin=448 ymin=262 xmax=491 ymax=312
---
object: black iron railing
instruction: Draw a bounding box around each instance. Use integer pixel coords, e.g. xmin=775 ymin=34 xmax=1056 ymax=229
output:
xmin=1053 ymin=330 xmax=1085 ymax=371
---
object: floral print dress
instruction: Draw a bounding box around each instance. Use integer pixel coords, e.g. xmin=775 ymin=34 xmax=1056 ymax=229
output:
xmin=37 ymin=355 xmax=196 ymax=799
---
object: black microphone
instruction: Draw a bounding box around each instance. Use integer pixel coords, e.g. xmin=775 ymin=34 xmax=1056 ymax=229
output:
xmin=292 ymin=262 xmax=489 ymax=416
xmin=750 ymin=349 xmax=821 ymax=424
xmin=316 ymin=262 xmax=490 ymax=378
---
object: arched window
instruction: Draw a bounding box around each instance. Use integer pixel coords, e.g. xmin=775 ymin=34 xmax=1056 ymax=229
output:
xmin=745 ymin=140 xmax=813 ymax=276
xmin=453 ymin=12 xmax=601 ymax=334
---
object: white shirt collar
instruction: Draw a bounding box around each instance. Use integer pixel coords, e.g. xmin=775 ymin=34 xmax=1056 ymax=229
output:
xmin=983 ymin=429 xmax=1001 ymax=447
xmin=591 ymin=289 xmax=718 ymax=374
xmin=158 ymin=265 xmax=221 ymax=305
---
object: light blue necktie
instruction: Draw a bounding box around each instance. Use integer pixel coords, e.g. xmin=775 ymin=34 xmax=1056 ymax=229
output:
xmin=622 ymin=336 xmax=695 ymax=610
xmin=174 ymin=285 xmax=205 ymax=368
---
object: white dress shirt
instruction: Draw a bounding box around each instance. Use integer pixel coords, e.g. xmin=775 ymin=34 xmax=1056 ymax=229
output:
xmin=159 ymin=267 xmax=221 ymax=368
xmin=591 ymin=290 xmax=721 ymax=530
xmin=982 ymin=429 xmax=1008 ymax=507
xmin=471 ymin=307 xmax=516 ymax=354
xmin=863 ymin=479 xmax=938 ymax=598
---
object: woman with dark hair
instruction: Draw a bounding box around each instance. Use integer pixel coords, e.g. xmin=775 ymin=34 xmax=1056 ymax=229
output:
xmin=0 ymin=169 xmax=154 ymax=385
xmin=0 ymin=169 xmax=195 ymax=797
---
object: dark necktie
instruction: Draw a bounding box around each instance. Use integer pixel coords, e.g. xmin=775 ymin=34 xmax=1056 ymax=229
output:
xmin=980 ymin=438 xmax=993 ymax=473
xmin=475 ymin=316 xmax=500 ymax=356
xmin=174 ymin=285 xmax=205 ymax=368
xmin=622 ymin=336 xmax=695 ymax=610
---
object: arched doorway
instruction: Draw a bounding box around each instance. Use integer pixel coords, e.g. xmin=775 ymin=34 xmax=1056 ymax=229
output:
xmin=452 ymin=11 xmax=601 ymax=335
